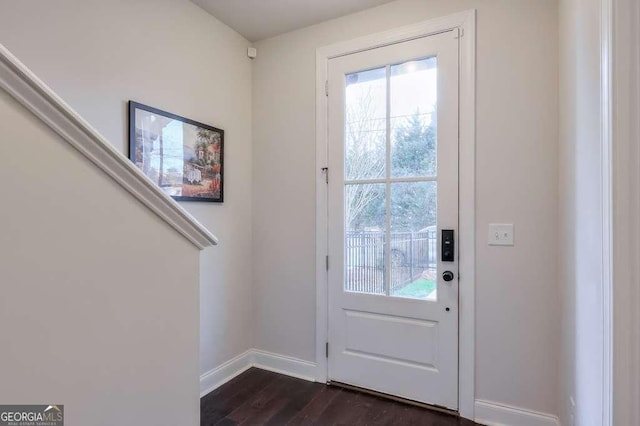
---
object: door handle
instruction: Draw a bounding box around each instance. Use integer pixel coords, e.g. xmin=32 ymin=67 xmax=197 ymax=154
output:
xmin=443 ymin=271 xmax=454 ymax=282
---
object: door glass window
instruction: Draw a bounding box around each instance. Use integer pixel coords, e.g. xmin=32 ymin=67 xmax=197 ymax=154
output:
xmin=389 ymin=181 xmax=437 ymax=299
xmin=345 ymin=183 xmax=386 ymax=295
xmin=390 ymin=58 xmax=437 ymax=178
xmin=345 ymin=67 xmax=386 ymax=180
xmin=344 ymin=57 xmax=438 ymax=301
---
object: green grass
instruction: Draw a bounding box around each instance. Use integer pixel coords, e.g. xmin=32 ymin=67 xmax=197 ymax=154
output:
xmin=394 ymin=278 xmax=437 ymax=299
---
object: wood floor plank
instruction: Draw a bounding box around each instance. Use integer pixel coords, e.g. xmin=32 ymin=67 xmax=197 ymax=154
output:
xmin=315 ymin=388 xmax=371 ymax=425
xmin=203 ymin=369 xmax=275 ymax=424
xmin=238 ymin=397 xmax=290 ymax=426
xmin=203 ymin=368 xmax=260 ymax=401
xmin=233 ymin=376 xmax=300 ymax=425
xmin=203 ymin=368 xmax=268 ymax=407
xmin=264 ymin=378 xmax=321 ymax=425
xmin=396 ymin=403 xmax=457 ymax=426
xmin=285 ymin=385 xmax=343 ymax=425
xmin=352 ymin=398 xmax=404 ymax=426
xmin=213 ymin=419 xmax=238 ymax=426
xmin=201 ymin=368 xmax=480 ymax=426
xmin=227 ymin=374 xmax=302 ymax=424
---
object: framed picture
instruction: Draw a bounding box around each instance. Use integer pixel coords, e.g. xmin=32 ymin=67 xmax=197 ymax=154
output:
xmin=128 ymin=101 xmax=224 ymax=202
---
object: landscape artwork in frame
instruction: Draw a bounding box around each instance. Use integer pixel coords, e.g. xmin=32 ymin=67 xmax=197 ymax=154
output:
xmin=129 ymin=101 xmax=223 ymax=202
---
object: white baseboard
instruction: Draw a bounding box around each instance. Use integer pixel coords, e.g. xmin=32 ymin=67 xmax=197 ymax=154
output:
xmin=199 ymin=350 xmax=253 ymax=397
xmin=200 ymin=349 xmax=318 ymax=398
xmin=475 ymin=399 xmax=560 ymax=426
xmin=252 ymin=349 xmax=318 ymax=382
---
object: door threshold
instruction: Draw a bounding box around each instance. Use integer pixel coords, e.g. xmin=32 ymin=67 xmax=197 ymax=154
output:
xmin=327 ymin=381 xmax=459 ymax=417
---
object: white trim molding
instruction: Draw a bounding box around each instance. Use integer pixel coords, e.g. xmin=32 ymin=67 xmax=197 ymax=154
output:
xmin=600 ymin=0 xmax=614 ymax=424
xmin=200 ymin=350 xmax=254 ymax=398
xmin=200 ymin=349 xmax=318 ymax=398
xmin=474 ymin=400 xmax=560 ymax=426
xmin=315 ymin=9 xmax=476 ymax=420
xmin=252 ymin=349 xmax=318 ymax=382
xmin=0 ymin=43 xmax=217 ymax=250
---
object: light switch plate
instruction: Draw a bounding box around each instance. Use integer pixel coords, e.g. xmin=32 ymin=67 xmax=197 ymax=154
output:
xmin=488 ymin=223 xmax=514 ymax=246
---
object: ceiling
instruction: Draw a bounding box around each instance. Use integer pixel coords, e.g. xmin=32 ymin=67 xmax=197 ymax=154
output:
xmin=191 ymin=0 xmax=397 ymax=42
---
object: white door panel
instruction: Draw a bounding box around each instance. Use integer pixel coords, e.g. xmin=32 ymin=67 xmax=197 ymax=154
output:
xmin=343 ymin=310 xmax=438 ymax=367
xmin=327 ymin=30 xmax=459 ymax=409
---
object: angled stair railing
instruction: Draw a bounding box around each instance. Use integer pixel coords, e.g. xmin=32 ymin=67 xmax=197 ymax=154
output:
xmin=0 ymin=43 xmax=217 ymax=249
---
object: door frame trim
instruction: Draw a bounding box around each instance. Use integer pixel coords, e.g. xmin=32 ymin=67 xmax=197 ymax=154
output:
xmin=315 ymin=9 xmax=477 ymax=420
xmin=601 ymin=0 xmax=613 ymax=424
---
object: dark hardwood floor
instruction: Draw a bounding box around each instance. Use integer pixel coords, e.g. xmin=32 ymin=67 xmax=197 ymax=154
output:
xmin=201 ymin=368 xmax=479 ymax=426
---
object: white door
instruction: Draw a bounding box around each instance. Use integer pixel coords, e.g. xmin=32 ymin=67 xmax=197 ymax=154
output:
xmin=327 ymin=30 xmax=459 ymax=410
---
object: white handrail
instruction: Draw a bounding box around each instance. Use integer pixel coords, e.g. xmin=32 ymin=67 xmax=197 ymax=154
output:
xmin=0 ymin=43 xmax=218 ymax=249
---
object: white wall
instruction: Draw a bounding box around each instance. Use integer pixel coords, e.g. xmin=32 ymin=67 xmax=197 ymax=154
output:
xmin=252 ymin=0 xmax=560 ymax=417
xmin=0 ymin=0 xmax=254 ymax=380
xmin=0 ymin=88 xmax=201 ymax=425
xmin=558 ymin=0 xmax=605 ymax=424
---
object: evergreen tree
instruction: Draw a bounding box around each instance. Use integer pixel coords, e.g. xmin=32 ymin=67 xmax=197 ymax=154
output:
xmin=391 ymin=110 xmax=436 ymax=177
xmin=356 ymin=109 xmax=437 ymax=232
xmin=390 ymin=110 xmax=437 ymax=231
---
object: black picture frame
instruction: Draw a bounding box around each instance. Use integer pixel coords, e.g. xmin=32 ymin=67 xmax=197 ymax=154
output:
xmin=128 ymin=101 xmax=224 ymax=203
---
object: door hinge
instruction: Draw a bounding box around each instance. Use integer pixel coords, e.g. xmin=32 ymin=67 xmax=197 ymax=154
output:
xmin=326 ymin=342 xmax=329 ymax=358
xmin=325 ymin=80 xmax=328 ymax=97
xmin=325 ymin=255 xmax=329 ymax=270
xmin=321 ymin=167 xmax=328 ymax=184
